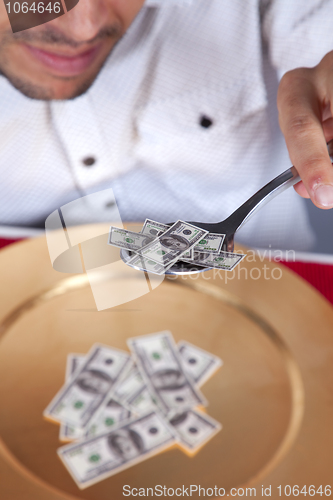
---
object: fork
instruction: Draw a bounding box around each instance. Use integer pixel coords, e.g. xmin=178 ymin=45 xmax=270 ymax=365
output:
xmin=122 ymin=142 xmax=333 ymax=275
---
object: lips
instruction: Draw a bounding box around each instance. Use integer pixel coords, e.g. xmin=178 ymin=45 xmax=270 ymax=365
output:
xmin=23 ymin=44 xmax=102 ymax=76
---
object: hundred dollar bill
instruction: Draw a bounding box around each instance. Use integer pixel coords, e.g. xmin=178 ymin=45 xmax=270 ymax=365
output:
xmin=127 ymin=254 xmax=168 ymax=275
xmin=169 ymin=409 xmax=221 ymax=454
xmin=182 ymin=249 xmax=194 ymax=259
xmin=85 ymin=397 xmax=132 ymax=438
xmin=128 ymin=342 xmax=222 ymax=415
xmin=182 ymin=250 xmax=245 ymax=271
xmin=60 ymin=355 xmax=132 ymax=442
xmin=113 ymin=365 xmax=158 ymax=415
xmin=113 ymin=365 xmax=160 ymax=416
xmin=58 ymin=411 xmax=175 ymax=489
xmin=140 ymin=219 xmax=169 ymax=237
xmin=125 ymin=393 xmax=220 ymax=454
xmin=137 ymin=220 xmax=209 ymax=268
xmin=127 ymin=331 xmax=207 ymax=416
xmin=178 ymin=341 xmax=223 ymax=387
xmin=113 ymin=366 xmax=146 ymax=404
xmin=194 ymin=233 xmax=225 ymax=254
xmin=108 ymin=227 xmax=153 ymax=252
xmin=120 ymin=344 xmax=222 ymax=418
xmin=60 ymin=354 xmax=86 ymax=442
xmin=44 ymin=345 xmax=132 ymax=428
xmin=140 ymin=220 xmax=194 ymax=260
xmin=128 ymin=386 xmax=158 ymax=415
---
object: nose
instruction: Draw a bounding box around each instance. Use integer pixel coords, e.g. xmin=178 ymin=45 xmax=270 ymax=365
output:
xmin=58 ymin=0 xmax=114 ymax=43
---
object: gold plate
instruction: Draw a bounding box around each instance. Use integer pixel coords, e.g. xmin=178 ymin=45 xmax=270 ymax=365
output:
xmin=0 ymin=228 xmax=333 ymax=500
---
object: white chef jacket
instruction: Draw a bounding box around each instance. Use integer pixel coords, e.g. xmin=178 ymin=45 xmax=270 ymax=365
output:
xmin=1 ymin=0 xmax=333 ymax=249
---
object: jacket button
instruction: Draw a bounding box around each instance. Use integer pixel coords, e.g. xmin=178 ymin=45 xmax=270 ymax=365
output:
xmin=82 ymin=156 xmax=96 ymax=166
xmin=199 ymin=115 xmax=213 ymax=128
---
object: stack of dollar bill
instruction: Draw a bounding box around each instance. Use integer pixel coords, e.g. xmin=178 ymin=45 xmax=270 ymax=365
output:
xmin=108 ymin=219 xmax=245 ymax=275
xmin=44 ymin=331 xmax=222 ymax=489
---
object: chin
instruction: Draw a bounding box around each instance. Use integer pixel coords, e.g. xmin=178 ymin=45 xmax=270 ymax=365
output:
xmin=5 ymin=70 xmax=98 ymax=101
xmin=52 ymin=74 xmax=98 ymax=100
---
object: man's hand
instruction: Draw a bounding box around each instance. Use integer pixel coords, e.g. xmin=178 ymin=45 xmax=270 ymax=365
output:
xmin=277 ymin=51 xmax=333 ymax=209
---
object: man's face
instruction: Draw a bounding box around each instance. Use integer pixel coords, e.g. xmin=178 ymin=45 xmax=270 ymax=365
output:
xmin=161 ymin=237 xmax=188 ymax=250
xmin=157 ymin=372 xmax=179 ymax=387
xmin=76 ymin=370 xmax=111 ymax=394
xmin=153 ymin=370 xmax=185 ymax=390
xmin=173 ymin=240 xmax=187 ymax=249
xmin=113 ymin=433 xmax=139 ymax=460
xmin=0 ymin=0 xmax=145 ymax=100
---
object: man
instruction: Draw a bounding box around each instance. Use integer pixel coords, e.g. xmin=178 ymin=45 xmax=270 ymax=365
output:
xmin=160 ymin=234 xmax=189 ymax=251
xmin=0 ymin=0 xmax=333 ymax=249
xmin=152 ymin=368 xmax=186 ymax=391
xmin=76 ymin=369 xmax=112 ymax=394
xmin=108 ymin=428 xmax=144 ymax=461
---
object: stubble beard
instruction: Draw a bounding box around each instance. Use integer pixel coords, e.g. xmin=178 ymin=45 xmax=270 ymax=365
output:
xmin=0 ymin=25 xmax=122 ymax=100
xmin=0 ymin=58 xmax=107 ymax=100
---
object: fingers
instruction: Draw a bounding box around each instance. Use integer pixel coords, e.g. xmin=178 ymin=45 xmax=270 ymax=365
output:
xmin=322 ymin=117 xmax=333 ymax=142
xmin=293 ymin=180 xmax=310 ymax=199
xmin=292 ymin=115 xmax=333 ymax=200
xmin=278 ymin=65 xmax=333 ymax=209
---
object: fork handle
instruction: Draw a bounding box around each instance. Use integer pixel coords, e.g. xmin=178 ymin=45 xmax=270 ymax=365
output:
xmin=225 ymin=140 xmax=333 ymax=234
xmin=223 ymin=166 xmax=300 ymax=233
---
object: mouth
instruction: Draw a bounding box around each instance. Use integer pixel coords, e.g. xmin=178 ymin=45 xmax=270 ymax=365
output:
xmin=23 ymin=43 xmax=103 ymax=77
